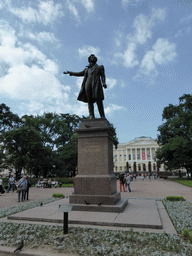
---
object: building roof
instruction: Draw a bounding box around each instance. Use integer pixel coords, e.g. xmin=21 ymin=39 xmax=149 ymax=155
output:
xmin=115 ymin=137 xmax=157 ymax=148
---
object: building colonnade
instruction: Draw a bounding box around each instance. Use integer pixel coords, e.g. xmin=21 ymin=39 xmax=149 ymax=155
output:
xmin=113 ymin=137 xmax=164 ymax=174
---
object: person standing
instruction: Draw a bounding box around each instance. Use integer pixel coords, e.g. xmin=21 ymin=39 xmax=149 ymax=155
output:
xmin=18 ymin=176 xmax=27 ymax=202
xmin=126 ymin=174 xmax=131 ymax=192
xmin=119 ymin=173 xmax=125 ymax=192
xmin=7 ymin=175 xmax=15 ymax=192
xmin=25 ymin=176 xmax=31 ymax=200
xmin=0 ymin=177 xmax=3 ymax=195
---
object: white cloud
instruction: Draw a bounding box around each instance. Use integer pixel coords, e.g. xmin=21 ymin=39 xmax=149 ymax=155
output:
xmin=75 ymin=77 xmax=83 ymax=93
xmin=81 ymin=0 xmax=94 ymax=12
xmin=122 ymin=0 xmax=140 ymax=7
xmin=114 ymin=42 xmax=138 ymax=68
xmin=6 ymin=0 xmax=64 ymax=25
xmin=113 ymin=8 xmax=166 ymax=70
xmin=0 ymin=23 xmax=70 ymax=112
xmin=138 ymin=38 xmax=176 ymax=76
xmin=66 ymin=0 xmax=94 ymax=21
xmin=20 ymin=31 xmax=60 ymax=45
xmin=0 ymin=64 xmax=63 ymax=101
xmin=106 ymin=78 xmax=117 ymax=90
xmin=78 ymin=45 xmax=101 ymax=59
xmin=133 ymin=8 xmax=166 ymax=45
xmin=180 ymin=13 xmax=192 ymax=24
xmin=105 ymin=103 xmax=126 ymax=116
xmin=66 ymin=0 xmax=80 ymax=22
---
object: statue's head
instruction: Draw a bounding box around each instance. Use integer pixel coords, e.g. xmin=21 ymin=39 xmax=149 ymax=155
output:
xmin=88 ymin=54 xmax=97 ymax=63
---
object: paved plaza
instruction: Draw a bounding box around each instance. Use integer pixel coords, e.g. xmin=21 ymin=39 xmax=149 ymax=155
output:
xmin=0 ymin=177 xmax=192 ymax=255
xmin=1 ymin=177 xmax=192 ymax=211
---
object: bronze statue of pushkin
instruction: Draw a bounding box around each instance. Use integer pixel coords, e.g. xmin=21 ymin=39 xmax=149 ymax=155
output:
xmin=63 ymin=54 xmax=107 ymax=119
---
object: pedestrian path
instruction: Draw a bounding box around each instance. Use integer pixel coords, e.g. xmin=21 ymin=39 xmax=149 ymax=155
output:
xmin=6 ymin=197 xmax=176 ymax=235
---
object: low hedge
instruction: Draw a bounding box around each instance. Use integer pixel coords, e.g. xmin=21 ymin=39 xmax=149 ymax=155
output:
xmin=52 ymin=193 xmax=65 ymax=198
xmin=165 ymin=196 xmax=185 ymax=201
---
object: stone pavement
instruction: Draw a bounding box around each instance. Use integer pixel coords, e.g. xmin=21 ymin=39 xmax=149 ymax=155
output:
xmin=1 ymin=178 xmax=191 ymax=255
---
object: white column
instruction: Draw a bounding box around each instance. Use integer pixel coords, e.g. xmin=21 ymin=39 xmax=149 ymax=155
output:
xmin=150 ymin=147 xmax=152 ymax=161
xmin=131 ymin=148 xmax=133 ymax=161
xmin=126 ymin=148 xmax=128 ymax=162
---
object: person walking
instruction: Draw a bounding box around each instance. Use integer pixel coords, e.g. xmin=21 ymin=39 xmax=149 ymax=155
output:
xmin=7 ymin=175 xmax=15 ymax=192
xmin=126 ymin=174 xmax=131 ymax=192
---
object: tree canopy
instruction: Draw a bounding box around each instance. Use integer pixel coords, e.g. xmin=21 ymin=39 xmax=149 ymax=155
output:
xmin=0 ymin=104 xmax=119 ymax=179
xmin=0 ymin=105 xmax=81 ymax=178
xmin=156 ymin=94 xmax=192 ymax=178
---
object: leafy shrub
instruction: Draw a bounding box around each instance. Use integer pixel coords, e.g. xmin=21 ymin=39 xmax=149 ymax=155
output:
xmin=165 ymin=196 xmax=185 ymax=201
xmin=182 ymin=229 xmax=190 ymax=238
xmin=189 ymin=232 xmax=192 ymax=243
xmin=52 ymin=193 xmax=65 ymax=198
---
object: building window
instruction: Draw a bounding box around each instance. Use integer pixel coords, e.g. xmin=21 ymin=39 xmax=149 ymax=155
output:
xmin=124 ymin=154 xmax=126 ymax=161
xmin=120 ymin=155 xmax=122 ymax=162
xmin=138 ymin=164 xmax=141 ymax=171
xmin=143 ymin=163 xmax=146 ymax=172
xmin=114 ymin=155 xmax=117 ymax=162
xmin=129 ymin=154 xmax=131 ymax=160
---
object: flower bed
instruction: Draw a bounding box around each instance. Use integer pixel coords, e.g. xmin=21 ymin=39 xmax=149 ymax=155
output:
xmin=163 ymin=200 xmax=192 ymax=234
xmin=0 ymin=224 xmax=192 ymax=255
xmin=0 ymin=198 xmax=192 ymax=255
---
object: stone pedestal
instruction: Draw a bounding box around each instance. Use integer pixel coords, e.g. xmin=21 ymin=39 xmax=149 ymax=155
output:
xmin=69 ymin=118 xmax=128 ymax=212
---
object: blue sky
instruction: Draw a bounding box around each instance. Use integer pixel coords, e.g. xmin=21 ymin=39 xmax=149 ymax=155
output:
xmin=0 ymin=0 xmax=191 ymax=143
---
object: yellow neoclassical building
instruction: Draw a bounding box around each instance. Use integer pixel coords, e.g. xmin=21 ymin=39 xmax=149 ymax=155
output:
xmin=113 ymin=136 xmax=164 ymax=174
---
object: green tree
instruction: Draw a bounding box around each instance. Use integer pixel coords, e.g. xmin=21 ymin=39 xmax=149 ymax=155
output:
xmin=0 ymin=103 xmax=21 ymax=133
xmin=20 ymin=113 xmax=81 ymax=177
xmin=156 ymin=94 xmax=192 ymax=179
xmin=0 ymin=125 xmax=51 ymax=179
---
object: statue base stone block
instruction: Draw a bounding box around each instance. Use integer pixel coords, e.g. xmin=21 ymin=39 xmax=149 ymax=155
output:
xmin=69 ymin=118 xmax=128 ymax=213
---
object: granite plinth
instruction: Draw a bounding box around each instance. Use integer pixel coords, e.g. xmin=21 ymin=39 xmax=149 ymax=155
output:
xmin=69 ymin=118 xmax=125 ymax=210
xmin=73 ymin=175 xmax=117 ymax=195
xmin=71 ymin=198 xmax=128 ymax=213
xmin=70 ymin=192 xmax=121 ymax=205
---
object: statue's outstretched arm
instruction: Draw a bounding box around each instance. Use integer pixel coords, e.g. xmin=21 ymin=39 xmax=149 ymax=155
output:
xmin=63 ymin=70 xmax=85 ymax=76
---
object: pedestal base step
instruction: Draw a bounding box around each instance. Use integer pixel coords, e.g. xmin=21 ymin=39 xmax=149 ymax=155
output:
xmin=71 ymin=198 xmax=128 ymax=213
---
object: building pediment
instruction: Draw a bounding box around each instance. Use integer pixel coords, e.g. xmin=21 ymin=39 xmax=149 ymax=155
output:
xmin=126 ymin=137 xmax=157 ymax=147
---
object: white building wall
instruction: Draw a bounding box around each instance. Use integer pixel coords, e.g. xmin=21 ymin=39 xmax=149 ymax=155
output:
xmin=113 ymin=137 xmax=164 ymax=173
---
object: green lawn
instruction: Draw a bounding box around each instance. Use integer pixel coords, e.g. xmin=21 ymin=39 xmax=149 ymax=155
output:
xmin=170 ymin=178 xmax=192 ymax=188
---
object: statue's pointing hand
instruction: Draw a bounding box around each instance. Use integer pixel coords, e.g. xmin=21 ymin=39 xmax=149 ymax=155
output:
xmin=63 ymin=70 xmax=70 ymax=75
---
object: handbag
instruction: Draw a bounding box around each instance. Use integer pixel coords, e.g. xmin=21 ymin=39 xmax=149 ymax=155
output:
xmin=17 ymin=182 xmax=23 ymax=192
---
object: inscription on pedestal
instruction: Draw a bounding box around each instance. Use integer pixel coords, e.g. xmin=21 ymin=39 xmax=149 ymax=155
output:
xmin=83 ymin=142 xmax=102 ymax=153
